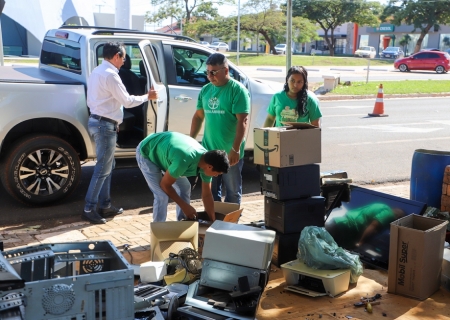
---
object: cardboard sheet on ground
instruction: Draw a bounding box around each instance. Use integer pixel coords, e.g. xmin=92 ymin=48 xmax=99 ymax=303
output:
xmin=125 ymin=250 xmax=450 ymax=320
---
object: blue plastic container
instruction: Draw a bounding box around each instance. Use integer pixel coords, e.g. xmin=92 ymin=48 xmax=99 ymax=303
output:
xmin=410 ymin=149 xmax=450 ymax=208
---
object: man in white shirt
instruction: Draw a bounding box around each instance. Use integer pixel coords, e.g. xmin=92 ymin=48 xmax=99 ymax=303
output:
xmin=83 ymin=42 xmax=158 ymax=224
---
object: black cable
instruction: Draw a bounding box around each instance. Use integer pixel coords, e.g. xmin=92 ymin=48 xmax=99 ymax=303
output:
xmin=122 ymin=244 xmax=133 ymax=264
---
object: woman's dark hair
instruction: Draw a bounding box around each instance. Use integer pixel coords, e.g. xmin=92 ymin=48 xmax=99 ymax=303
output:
xmin=284 ymin=66 xmax=308 ymax=116
xmin=103 ymin=42 xmax=125 ymax=60
xmin=203 ymin=150 xmax=230 ymax=174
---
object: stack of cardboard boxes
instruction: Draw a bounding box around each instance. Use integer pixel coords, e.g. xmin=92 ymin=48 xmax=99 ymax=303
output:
xmin=254 ymin=123 xmax=325 ymax=267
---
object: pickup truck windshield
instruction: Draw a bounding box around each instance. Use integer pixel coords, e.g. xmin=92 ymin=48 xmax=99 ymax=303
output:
xmin=40 ymin=37 xmax=82 ymax=74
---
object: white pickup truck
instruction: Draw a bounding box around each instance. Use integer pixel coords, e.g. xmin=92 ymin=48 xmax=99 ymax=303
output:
xmin=0 ymin=26 xmax=280 ymax=205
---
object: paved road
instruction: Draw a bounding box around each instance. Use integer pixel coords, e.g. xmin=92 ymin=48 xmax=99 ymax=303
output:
xmin=2 ymin=96 xmax=448 ymax=225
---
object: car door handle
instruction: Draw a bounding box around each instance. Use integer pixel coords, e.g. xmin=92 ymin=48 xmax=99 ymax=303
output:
xmin=174 ymin=95 xmax=192 ymax=102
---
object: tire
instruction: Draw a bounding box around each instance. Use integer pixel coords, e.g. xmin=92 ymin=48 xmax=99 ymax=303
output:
xmin=0 ymin=134 xmax=81 ymax=205
xmin=435 ymin=65 xmax=445 ymax=74
xmin=398 ymin=64 xmax=408 ymax=72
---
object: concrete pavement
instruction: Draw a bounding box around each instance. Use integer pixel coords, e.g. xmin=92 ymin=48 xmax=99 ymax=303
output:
xmin=0 ymin=181 xmax=410 ymax=252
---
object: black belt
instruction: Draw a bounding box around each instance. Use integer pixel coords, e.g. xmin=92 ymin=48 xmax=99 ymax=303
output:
xmin=90 ymin=114 xmax=118 ymax=125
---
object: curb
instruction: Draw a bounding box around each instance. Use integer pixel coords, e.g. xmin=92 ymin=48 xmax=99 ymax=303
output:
xmin=317 ymin=92 xmax=450 ymax=101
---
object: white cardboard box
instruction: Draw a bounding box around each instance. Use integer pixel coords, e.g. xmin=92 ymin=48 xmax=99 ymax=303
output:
xmin=202 ymin=220 xmax=276 ymax=270
xmin=253 ymin=123 xmax=321 ymax=168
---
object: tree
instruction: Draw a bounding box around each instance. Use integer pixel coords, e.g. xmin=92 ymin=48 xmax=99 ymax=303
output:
xmin=292 ymin=0 xmax=382 ymax=56
xmin=399 ymin=34 xmax=411 ymax=55
xmin=146 ymin=0 xmax=233 ymax=32
xmin=381 ymin=0 xmax=450 ymax=54
xmin=201 ymin=0 xmax=319 ymax=54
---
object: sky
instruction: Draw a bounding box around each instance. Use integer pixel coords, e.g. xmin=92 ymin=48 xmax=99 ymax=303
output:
xmin=91 ymin=0 xmax=389 ymax=31
xmin=91 ymin=0 xmax=241 ymax=30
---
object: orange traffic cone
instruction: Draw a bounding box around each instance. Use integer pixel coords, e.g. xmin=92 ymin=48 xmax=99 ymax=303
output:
xmin=368 ymin=84 xmax=388 ymax=117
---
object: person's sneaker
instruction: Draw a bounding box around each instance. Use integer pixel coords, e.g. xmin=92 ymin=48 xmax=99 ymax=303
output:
xmin=82 ymin=210 xmax=107 ymax=224
xmin=99 ymin=206 xmax=124 ymax=218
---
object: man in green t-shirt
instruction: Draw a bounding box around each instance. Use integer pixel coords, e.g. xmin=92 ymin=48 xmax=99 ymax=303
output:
xmin=190 ymin=53 xmax=251 ymax=204
xmin=136 ymin=131 xmax=230 ymax=222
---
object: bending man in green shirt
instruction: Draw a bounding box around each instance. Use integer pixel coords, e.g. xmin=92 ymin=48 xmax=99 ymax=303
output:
xmin=136 ymin=131 xmax=230 ymax=222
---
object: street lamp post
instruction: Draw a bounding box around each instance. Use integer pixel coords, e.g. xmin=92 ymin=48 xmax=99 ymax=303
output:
xmin=286 ymin=0 xmax=292 ymax=70
xmin=237 ymin=0 xmax=241 ymax=65
xmin=0 ymin=0 xmax=5 ymax=66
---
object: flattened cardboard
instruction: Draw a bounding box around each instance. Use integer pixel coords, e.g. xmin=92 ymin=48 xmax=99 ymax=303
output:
xmin=281 ymin=122 xmax=318 ymax=129
xmin=388 ymin=215 xmax=448 ymax=300
xmin=253 ymin=126 xmax=321 ymax=168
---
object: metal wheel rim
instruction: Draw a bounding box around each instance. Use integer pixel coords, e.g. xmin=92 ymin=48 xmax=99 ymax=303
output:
xmin=17 ymin=147 xmax=70 ymax=197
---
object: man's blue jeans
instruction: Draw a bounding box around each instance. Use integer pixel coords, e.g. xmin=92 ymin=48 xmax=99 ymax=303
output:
xmin=211 ymin=158 xmax=243 ymax=204
xmin=84 ymin=117 xmax=117 ymax=212
xmin=136 ymin=143 xmax=191 ymax=222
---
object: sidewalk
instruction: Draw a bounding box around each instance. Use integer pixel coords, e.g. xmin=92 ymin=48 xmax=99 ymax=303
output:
xmin=0 ymin=182 xmax=410 ymax=252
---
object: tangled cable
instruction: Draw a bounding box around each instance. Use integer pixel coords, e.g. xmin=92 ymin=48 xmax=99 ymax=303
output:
xmin=176 ymin=247 xmax=202 ymax=275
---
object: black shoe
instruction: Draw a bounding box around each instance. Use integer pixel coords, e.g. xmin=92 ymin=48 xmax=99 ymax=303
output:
xmin=99 ymin=206 xmax=124 ymax=218
xmin=82 ymin=210 xmax=107 ymax=224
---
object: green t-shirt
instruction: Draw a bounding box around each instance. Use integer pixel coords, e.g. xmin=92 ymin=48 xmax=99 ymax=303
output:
xmin=196 ymin=78 xmax=251 ymax=158
xmin=334 ymin=203 xmax=395 ymax=235
xmin=267 ymin=90 xmax=322 ymax=127
xmin=332 ymin=203 xmax=396 ymax=249
xmin=139 ymin=131 xmax=212 ymax=183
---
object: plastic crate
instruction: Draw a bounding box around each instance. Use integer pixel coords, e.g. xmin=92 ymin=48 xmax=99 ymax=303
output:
xmin=0 ymin=241 xmax=134 ymax=320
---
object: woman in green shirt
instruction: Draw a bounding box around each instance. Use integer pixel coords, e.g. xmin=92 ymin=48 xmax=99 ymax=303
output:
xmin=264 ymin=66 xmax=322 ymax=127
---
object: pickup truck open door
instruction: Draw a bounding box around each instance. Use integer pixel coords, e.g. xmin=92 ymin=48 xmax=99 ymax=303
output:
xmin=139 ymin=40 xmax=168 ymax=136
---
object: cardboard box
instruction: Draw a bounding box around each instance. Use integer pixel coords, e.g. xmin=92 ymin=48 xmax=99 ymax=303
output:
xmin=197 ymin=202 xmax=243 ymax=257
xmin=253 ymin=123 xmax=321 ymax=168
xmin=388 ymin=215 xmax=448 ymax=300
xmin=202 ymin=220 xmax=276 ymax=269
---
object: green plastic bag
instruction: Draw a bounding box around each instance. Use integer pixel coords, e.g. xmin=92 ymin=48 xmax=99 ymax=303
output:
xmin=297 ymin=226 xmax=363 ymax=283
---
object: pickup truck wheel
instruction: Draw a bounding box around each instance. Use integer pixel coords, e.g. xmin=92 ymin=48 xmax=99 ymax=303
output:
xmin=0 ymin=134 xmax=81 ymax=205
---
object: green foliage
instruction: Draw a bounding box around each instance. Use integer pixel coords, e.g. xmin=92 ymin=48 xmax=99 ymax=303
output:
xmin=292 ymin=0 xmax=382 ymax=56
xmin=208 ymin=0 xmax=319 ymax=54
xmin=146 ymin=0 xmax=233 ymax=25
xmin=381 ymin=0 xmax=450 ymax=53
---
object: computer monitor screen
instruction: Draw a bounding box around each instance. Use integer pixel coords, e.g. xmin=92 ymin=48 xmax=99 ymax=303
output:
xmin=324 ymin=185 xmax=427 ymax=270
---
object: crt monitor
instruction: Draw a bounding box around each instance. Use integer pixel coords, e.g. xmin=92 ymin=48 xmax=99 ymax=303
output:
xmin=324 ymin=185 xmax=427 ymax=270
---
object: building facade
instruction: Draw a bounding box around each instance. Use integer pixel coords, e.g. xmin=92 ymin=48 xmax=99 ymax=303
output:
xmin=1 ymin=0 xmax=145 ymax=56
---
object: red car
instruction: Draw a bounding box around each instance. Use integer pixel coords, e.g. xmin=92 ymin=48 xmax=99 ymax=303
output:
xmin=394 ymin=50 xmax=450 ymax=74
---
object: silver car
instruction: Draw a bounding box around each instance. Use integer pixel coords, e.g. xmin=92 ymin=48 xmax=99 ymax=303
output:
xmin=208 ymin=42 xmax=229 ymax=52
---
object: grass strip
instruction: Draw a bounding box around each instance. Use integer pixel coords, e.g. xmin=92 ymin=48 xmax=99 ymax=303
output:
xmin=331 ymin=80 xmax=450 ymax=95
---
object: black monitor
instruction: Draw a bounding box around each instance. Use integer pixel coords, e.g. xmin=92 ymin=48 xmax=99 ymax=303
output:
xmin=324 ymin=185 xmax=427 ymax=270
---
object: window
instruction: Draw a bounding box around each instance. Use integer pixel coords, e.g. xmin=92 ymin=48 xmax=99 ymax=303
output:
xmin=414 ymin=53 xmax=427 ymax=59
xmin=40 ymin=37 xmax=81 ymax=74
xmin=428 ymin=53 xmax=440 ymax=59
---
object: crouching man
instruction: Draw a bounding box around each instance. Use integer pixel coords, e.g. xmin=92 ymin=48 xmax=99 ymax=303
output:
xmin=136 ymin=131 xmax=230 ymax=222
